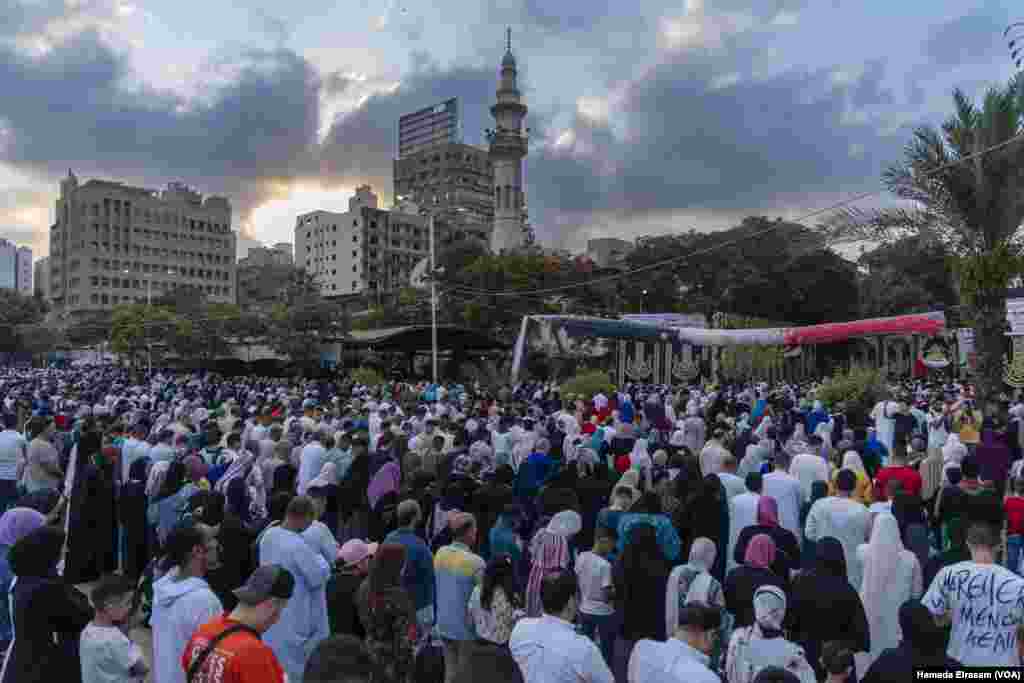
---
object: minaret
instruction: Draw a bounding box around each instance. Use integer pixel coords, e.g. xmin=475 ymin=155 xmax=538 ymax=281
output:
xmin=488 ymin=27 xmax=528 ymax=254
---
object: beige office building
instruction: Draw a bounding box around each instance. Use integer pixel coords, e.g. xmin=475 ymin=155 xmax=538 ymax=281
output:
xmin=50 ymin=171 xmax=237 ymax=313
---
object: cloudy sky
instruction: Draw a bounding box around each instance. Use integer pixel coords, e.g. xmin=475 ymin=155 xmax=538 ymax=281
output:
xmin=0 ymin=0 xmax=1019 ymax=259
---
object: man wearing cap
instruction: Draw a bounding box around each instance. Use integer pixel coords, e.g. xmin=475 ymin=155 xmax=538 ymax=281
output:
xmin=183 ymin=565 xmax=295 ymax=683
xmin=627 ymin=603 xmax=722 ymax=683
xmin=259 ymin=496 xmax=332 ymax=683
xmin=327 ymin=539 xmax=377 ymax=638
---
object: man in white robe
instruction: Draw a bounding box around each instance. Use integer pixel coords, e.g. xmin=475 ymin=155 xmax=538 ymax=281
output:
xmin=789 ymin=448 xmax=830 ymax=501
xmin=717 ymin=455 xmax=746 ymax=501
xmin=260 ymin=496 xmax=332 ymax=683
xmin=870 ymin=395 xmax=900 ymax=461
xmin=699 ymin=429 xmax=729 ymax=477
xmin=763 ymin=451 xmax=805 ymax=542
xmin=727 ymin=473 xmax=763 ymax=574
xmin=804 ymin=469 xmax=871 ymax=591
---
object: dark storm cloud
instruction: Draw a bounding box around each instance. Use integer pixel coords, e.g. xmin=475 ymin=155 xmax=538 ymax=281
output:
xmin=318 ymin=57 xmax=546 ymax=193
xmin=923 ymin=2 xmax=1009 ymax=68
xmin=0 ymin=29 xmax=321 ymax=224
xmin=525 ymin=54 xmax=906 ymax=242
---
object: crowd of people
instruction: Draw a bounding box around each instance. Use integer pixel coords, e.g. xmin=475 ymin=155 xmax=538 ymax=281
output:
xmin=0 ymin=366 xmax=1021 ymax=683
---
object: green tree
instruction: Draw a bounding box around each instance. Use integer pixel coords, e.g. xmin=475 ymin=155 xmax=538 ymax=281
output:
xmin=824 ymin=78 xmax=1024 ymax=407
xmin=857 ymin=236 xmax=958 ymax=316
xmin=0 ymin=289 xmax=50 ymax=353
xmin=168 ymin=303 xmax=243 ymax=366
xmin=110 ymin=304 xmax=183 ymax=365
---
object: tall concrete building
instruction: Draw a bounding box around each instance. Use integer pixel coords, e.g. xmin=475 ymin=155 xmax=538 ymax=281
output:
xmin=397 ymin=97 xmax=461 ymax=158
xmin=50 ymin=170 xmax=237 ymax=314
xmin=393 ymin=97 xmax=494 ymax=244
xmin=295 ymin=185 xmax=430 ymax=297
xmin=487 ymin=28 xmax=529 ymax=253
xmin=34 ymin=256 xmax=50 ymax=300
xmin=0 ymin=240 xmax=32 ymax=293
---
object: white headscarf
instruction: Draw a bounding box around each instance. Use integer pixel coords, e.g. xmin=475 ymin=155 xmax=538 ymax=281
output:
xmin=665 ymin=537 xmax=718 ymax=637
xmin=859 ymin=512 xmax=905 ymax=647
xmin=753 ymin=585 xmax=787 ymax=632
xmin=842 ymin=451 xmax=868 ymax=479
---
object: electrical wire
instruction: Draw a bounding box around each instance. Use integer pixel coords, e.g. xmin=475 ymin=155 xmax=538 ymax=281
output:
xmin=444 ymin=129 xmax=1024 ymax=298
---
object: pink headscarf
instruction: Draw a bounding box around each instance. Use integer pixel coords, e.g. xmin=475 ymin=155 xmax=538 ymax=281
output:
xmin=745 ymin=533 xmax=777 ymax=570
xmin=367 ymin=461 xmax=401 ymax=510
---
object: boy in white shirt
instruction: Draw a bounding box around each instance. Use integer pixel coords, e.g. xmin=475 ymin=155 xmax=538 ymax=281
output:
xmin=574 ymin=525 xmax=616 ymax=665
xmin=81 ymin=574 xmax=148 ymax=683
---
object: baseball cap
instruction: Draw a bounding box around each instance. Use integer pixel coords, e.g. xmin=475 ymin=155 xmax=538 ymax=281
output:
xmin=233 ymin=565 xmax=295 ymax=604
xmin=339 ymin=539 xmax=378 ymax=567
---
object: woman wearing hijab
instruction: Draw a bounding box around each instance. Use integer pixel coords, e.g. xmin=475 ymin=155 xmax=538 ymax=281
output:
xmin=725 ymin=534 xmax=788 ymax=629
xmin=724 ymin=585 xmax=816 ymax=683
xmin=524 ymin=511 xmax=578 ymax=617
xmin=367 ymin=459 xmax=401 ymax=541
xmin=734 ymin=497 xmax=799 ymax=588
xmin=678 ymin=474 xmax=730 ymax=582
xmin=856 ymin=512 xmax=922 ymax=669
xmin=832 ymin=452 xmax=873 ymax=505
xmin=355 ymin=543 xmax=417 ymax=683
xmin=665 ymin=537 xmax=732 ymax=668
xmin=119 ymin=457 xmax=150 ymax=579
xmin=612 ymin=523 xmax=672 ymax=682
xmin=147 ymin=459 xmax=198 ymax=548
xmin=788 ymin=537 xmax=870 ymax=680
xmin=0 ymin=508 xmax=45 ymax=653
xmin=62 ymin=430 xmax=117 ymax=584
xmin=459 ymin=554 xmax=525 ymax=683
xmin=0 ymin=526 xmax=93 ymax=683
xmin=891 ymin=493 xmax=930 ymax=570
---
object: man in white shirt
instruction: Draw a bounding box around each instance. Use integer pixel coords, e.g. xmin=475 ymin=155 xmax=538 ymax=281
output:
xmin=727 ymin=473 xmax=762 ymax=574
xmin=717 ymin=455 xmax=746 ymax=501
xmin=923 ymin=520 xmax=1024 ymax=667
xmin=805 ymin=469 xmax=871 ymax=591
xmin=510 ymin=570 xmax=614 ymax=683
xmin=298 ymin=430 xmax=327 ymax=495
xmin=699 ymin=428 xmax=728 ymax=476
xmin=628 ymin=603 xmax=721 ymax=683
xmin=119 ymin=423 xmax=152 ymax=484
xmin=0 ymin=414 xmax=26 ymax=509
xmin=763 ymin=451 xmax=805 ymax=542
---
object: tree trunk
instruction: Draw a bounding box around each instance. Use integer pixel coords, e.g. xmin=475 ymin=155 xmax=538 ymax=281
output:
xmin=971 ymin=289 xmax=1008 ymax=411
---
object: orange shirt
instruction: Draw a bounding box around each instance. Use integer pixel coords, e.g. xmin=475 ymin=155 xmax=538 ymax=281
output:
xmin=182 ymin=615 xmax=284 ymax=683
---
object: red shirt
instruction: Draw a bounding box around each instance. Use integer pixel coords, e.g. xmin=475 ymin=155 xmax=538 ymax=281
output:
xmin=182 ymin=615 xmax=284 ymax=683
xmin=874 ymin=465 xmax=923 ymax=500
xmin=1006 ymin=497 xmax=1024 ymax=536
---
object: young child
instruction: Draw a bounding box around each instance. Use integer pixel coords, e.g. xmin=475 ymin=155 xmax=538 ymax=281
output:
xmin=80 ymin=574 xmax=148 ymax=683
xmin=574 ymin=525 xmax=617 ymax=665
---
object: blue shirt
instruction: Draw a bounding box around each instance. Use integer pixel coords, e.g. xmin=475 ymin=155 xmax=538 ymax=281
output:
xmin=434 ymin=541 xmax=485 ymax=641
xmin=384 ymin=528 xmax=435 ymax=611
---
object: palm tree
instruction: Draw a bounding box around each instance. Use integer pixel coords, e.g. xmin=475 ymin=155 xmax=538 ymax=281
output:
xmin=825 ymin=76 xmax=1024 ymax=408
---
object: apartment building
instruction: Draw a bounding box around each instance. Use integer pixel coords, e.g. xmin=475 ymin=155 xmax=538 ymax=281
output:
xmin=50 ymin=171 xmax=236 ymax=312
xmin=295 ymin=185 xmax=430 ymax=297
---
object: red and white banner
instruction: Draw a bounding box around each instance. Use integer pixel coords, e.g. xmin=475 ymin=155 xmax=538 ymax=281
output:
xmin=783 ymin=311 xmax=945 ymax=346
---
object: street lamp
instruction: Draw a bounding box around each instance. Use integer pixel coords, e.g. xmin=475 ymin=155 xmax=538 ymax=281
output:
xmin=396 ymin=195 xmax=467 ymax=385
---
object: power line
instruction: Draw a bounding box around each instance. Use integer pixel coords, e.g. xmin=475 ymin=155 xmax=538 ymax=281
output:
xmin=444 ymin=129 xmax=1024 ymax=298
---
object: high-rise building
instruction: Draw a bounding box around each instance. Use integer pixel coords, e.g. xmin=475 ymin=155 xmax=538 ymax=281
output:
xmin=392 ymin=142 xmax=494 ymax=243
xmin=488 ymin=28 xmax=530 ymax=254
xmin=397 ymin=98 xmax=461 ymax=159
xmin=295 ymin=185 xmax=431 ymax=297
xmin=15 ymin=247 xmax=31 ymax=294
xmin=0 ymin=240 xmax=32 ymax=293
xmin=50 ymin=170 xmax=237 ymax=314
xmin=34 ymin=256 xmax=50 ymax=301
